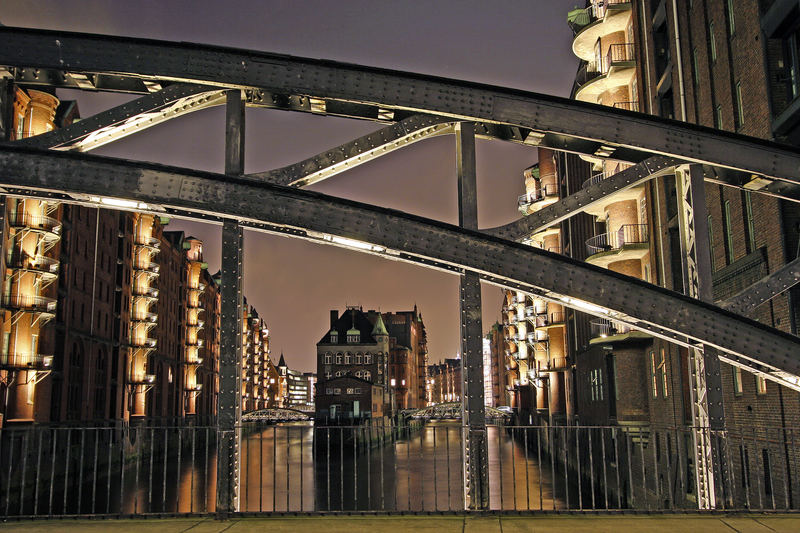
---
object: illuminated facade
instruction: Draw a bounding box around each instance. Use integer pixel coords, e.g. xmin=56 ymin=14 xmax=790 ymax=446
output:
xmin=0 ymin=88 xmax=62 ymax=424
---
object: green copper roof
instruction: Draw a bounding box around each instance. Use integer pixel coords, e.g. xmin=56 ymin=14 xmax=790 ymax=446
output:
xmin=371 ymin=313 xmax=388 ymax=336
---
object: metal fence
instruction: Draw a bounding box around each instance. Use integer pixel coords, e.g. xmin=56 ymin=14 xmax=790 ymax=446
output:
xmin=1 ymin=422 xmax=799 ymax=517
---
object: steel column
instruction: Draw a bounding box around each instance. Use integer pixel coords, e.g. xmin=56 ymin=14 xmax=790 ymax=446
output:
xmin=676 ymin=164 xmax=725 ymax=509
xmin=216 ymin=90 xmax=245 ymax=517
xmin=456 ymin=122 xmax=488 ymax=510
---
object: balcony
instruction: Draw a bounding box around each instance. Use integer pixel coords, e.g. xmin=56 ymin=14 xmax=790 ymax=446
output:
xmin=7 ymin=212 xmax=62 ymax=240
xmin=518 ymin=181 xmax=559 ymax=215
xmin=183 ymin=357 xmax=204 ymax=366
xmin=613 ymin=100 xmax=639 ymax=112
xmin=6 ymin=252 xmax=59 ymax=279
xmin=571 ymin=1 xmax=633 ymax=58
xmin=132 ymin=311 xmax=158 ymax=323
xmin=0 ymin=352 xmax=54 ymax=371
xmin=589 ymin=318 xmax=646 ymax=343
xmin=585 ymin=224 xmax=649 ymax=267
xmin=130 ymin=336 xmax=157 ymax=349
xmin=1 ymin=294 xmax=57 ymax=314
xmin=134 ymin=235 xmax=160 ymax=251
xmin=575 ymin=43 xmax=636 ymax=103
xmin=134 ymin=260 xmax=160 ymax=274
xmin=535 ymin=312 xmax=566 ymax=330
xmin=132 ymin=284 xmax=159 ymax=298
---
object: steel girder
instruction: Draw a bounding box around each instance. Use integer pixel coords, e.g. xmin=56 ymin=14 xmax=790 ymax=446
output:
xmin=0 ymin=146 xmax=799 ymax=390
xmin=3 ymin=28 xmax=800 ymax=186
xmin=16 ymin=83 xmax=227 ymax=151
xmin=249 ymin=114 xmax=454 ymax=186
xmin=721 ymin=255 xmax=800 ymax=315
xmin=487 ymin=156 xmax=680 ymax=240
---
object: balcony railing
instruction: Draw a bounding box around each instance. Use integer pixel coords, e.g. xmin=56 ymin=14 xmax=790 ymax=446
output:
xmin=5 ymin=251 xmax=59 ymax=275
xmin=7 ymin=212 xmax=61 ymax=235
xmin=517 ymin=183 xmax=559 ymax=211
xmin=606 ymin=43 xmax=635 ymax=68
xmin=132 ymin=311 xmax=158 ymax=323
xmin=1 ymin=294 xmax=57 ymax=313
xmin=586 ymin=224 xmax=649 ymax=256
xmin=134 ymin=260 xmax=160 ymax=274
xmin=132 ymin=284 xmax=159 ymax=298
xmin=569 ymin=0 xmax=631 ymax=35
xmin=130 ymin=337 xmax=157 ymax=348
xmin=575 ymin=62 xmax=603 ymax=87
xmin=590 ymin=318 xmax=632 ymax=338
xmin=536 ymin=312 xmax=566 ymax=328
xmin=0 ymin=352 xmax=54 ymax=371
xmin=582 ymin=168 xmax=616 ymax=189
xmin=613 ymin=100 xmax=639 ymax=112
xmin=134 ymin=235 xmax=160 ymax=249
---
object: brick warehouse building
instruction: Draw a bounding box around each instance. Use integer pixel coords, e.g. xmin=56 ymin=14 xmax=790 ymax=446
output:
xmin=0 ymin=84 xmax=275 ymax=426
xmin=315 ymin=306 xmax=429 ymax=421
xmin=502 ymin=0 xmax=800 ymax=508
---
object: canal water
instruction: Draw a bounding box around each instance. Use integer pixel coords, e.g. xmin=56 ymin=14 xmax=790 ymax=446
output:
xmin=1 ymin=421 xmax=568 ymax=515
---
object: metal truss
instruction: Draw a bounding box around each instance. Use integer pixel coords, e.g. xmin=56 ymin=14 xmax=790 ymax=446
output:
xmin=249 ymin=114 xmax=454 ymax=186
xmin=1 ymin=146 xmax=799 ymax=392
xmin=721 ymin=255 xmax=800 ymax=315
xmin=487 ymin=156 xmax=680 ymax=240
xmin=15 ymin=83 xmax=227 ymax=151
xmin=3 ymin=28 xmax=800 ymax=188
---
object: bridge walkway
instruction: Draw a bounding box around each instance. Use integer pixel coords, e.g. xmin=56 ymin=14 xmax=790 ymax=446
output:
xmin=2 ymin=514 xmax=798 ymax=532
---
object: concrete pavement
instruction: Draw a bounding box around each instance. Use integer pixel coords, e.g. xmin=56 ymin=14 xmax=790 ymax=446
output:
xmin=2 ymin=514 xmax=799 ymax=532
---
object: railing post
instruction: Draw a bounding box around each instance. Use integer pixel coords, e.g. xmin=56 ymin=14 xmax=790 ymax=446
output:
xmin=456 ymin=122 xmax=488 ymax=510
xmin=216 ymin=89 xmax=245 ymax=518
xmin=676 ymin=164 xmax=728 ymax=509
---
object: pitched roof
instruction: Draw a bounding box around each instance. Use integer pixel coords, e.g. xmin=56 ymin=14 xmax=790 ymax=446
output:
xmin=318 ymin=307 xmax=379 ymax=345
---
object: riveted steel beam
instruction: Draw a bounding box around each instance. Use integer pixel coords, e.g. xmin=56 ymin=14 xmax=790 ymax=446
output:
xmin=456 ymin=123 xmax=488 ymax=510
xmin=216 ymin=90 xmax=245 ymax=518
xmin=15 ymin=83 xmax=226 ymax=152
xmin=720 ymin=255 xmax=800 ymax=315
xmin=1 ymin=146 xmax=800 ymax=391
xmin=4 ymin=28 xmax=800 ymax=185
xmin=487 ymin=156 xmax=680 ymax=241
xmin=249 ymin=114 xmax=454 ymax=186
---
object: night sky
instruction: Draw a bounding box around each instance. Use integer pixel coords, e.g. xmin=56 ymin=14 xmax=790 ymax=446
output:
xmin=3 ymin=0 xmax=580 ymax=371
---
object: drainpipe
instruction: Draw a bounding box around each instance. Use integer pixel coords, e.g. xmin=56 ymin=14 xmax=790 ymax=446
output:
xmin=671 ymin=0 xmax=687 ymax=121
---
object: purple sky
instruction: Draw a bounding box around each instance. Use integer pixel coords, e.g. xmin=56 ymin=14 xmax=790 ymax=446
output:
xmin=4 ymin=0 xmax=580 ymax=372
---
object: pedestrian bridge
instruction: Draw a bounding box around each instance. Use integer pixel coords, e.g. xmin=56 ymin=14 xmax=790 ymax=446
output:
xmin=408 ymin=402 xmax=511 ymax=422
xmin=242 ymin=408 xmax=311 ymax=422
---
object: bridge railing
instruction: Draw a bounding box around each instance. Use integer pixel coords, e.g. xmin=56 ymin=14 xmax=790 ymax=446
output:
xmin=1 ymin=421 xmax=798 ymax=517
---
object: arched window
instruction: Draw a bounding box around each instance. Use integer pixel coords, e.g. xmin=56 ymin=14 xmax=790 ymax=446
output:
xmin=335 ymin=353 xmax=343 ymax=364
xmin=364 ymin=371 xmax=371 ymax=381
xmin=324 ymin=353 xmax=332 ymax=364
xmin=344 ymin=353 xmax=351 ymax=364
xmin=364 ymin=353 xmax=372 ymax=364
xmin=335 ymin=371 xmax=343 ymax=377
xmin=355 ymin=370 xmax=363 ymax=378
xmin=356 ymin=353 xmax=363 ymax=364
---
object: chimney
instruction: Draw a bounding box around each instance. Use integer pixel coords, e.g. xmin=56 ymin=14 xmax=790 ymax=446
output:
xmin=330 ymin=310 xmax=338 ymax=328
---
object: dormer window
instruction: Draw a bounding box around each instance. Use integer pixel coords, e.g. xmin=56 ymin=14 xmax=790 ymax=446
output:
xmin=330 ymin=331 xmax=338 ymax=343
xmin=347 ymin=334 xmax=359 ymax=343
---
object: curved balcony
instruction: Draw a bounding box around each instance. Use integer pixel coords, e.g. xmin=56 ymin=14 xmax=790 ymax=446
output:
xmin=129 ymin=374 xmax=156 ymax=386
xmin=518 ymin=182 xmax=559 ymax=215
xmin=6 ymin=252 xmax=59 ymax=279
xmin=588 ymin=318 xmax=649 ymax=344
xmin=183 ymin=357 xmax=204 ymax=366
xmin=130 ymin=336 xmax=157 ymax=349
xmin=585 ymin=224 xmax=649 ymax=267
xmin=0 ymin=352 xmax=54 ymax=371
xmin=571 ymin=1 xmax=633 ymax=60
xmin=534 ymin=312 xmax=566 ymax=330
xmin=134 ymin=235 xmax=160 ymax=251
xmin=612 ymin=100 xmax=639 ymax=112
xmin=132 ymin=284 xmax=159 ymax=299
xmin=1 ymin=294 xmax=57 ymax=314
xmin=132 ymin=311 xmax=158 ymax=324
xmin=7 ymin=212 xmax=62 ymax=241
xmin=134 ymin=260 xmax=160 ymax=274
xmin=575 ymin=43 xmax=636 ymax=103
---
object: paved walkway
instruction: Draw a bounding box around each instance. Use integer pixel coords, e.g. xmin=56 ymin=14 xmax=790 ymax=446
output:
xmin=2 ymin=514 xmax=799 ymax=532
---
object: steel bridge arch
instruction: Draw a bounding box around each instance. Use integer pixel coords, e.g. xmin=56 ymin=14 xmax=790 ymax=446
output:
xmin=0 ymin=145 xmax=798 ymax=390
